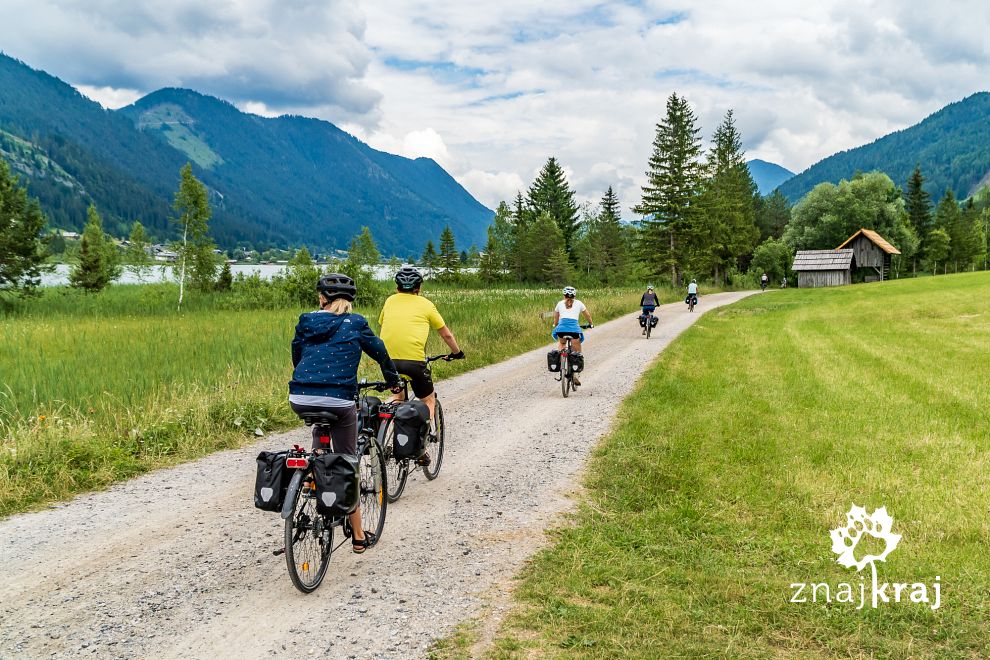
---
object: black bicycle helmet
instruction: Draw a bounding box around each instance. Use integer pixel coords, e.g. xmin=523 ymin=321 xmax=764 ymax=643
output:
xmin=394 ymin=265 xmax=424 ymax=292
xmin=317 ymin=273 xmax=356 ymax=301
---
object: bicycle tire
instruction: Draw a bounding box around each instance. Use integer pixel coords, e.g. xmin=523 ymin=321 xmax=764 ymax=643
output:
xmin=561 ymin=352 xmax=570 ymax=398
xmin=358 ymin=436 xmax=388 ymax=541
xmin=380 ymin=418 xmax=409 ymax=503
xmin=646 ymin=317 xmax=652 ymax=339
xmin=284 ymin=470 xmax=333 ymax=594
xmin=422 ymin=398 xmax=445 ymax=480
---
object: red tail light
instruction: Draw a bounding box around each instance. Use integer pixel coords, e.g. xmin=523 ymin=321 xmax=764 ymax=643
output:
xmin=379 ymin=413 xmax=393 ymax=419
xmin=318 ymin=435 xmax=330 ymax=444
xmin=286 ymin=457 xmax=309 ymax=469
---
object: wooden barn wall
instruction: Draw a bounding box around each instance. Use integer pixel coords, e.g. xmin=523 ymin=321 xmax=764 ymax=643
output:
xmin=849 ymin=236 xmax=883 ymax=268
xmin=797 ymin=269 xmax=850 ymax=288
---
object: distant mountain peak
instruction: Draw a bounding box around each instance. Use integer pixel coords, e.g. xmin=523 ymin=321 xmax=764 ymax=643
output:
xmin=746 ymin=159 xmax=794 ymax=195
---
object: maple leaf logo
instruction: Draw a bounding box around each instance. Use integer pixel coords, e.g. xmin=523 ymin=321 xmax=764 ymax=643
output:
xmin=829 ymin=505 xmax=901 ymax=572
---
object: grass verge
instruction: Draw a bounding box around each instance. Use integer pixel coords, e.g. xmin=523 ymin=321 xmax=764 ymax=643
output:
xmin=490 ymin=272 xmax=990 ymax=657
xmin=0 ymin=283 xmax=661 ymax=517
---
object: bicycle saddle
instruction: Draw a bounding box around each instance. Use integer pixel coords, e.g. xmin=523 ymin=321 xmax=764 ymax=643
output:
xmin=299 ymin=411 xmax=340 ymax=426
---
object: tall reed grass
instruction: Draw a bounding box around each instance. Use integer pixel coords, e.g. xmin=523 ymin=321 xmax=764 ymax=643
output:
xmin=1 ymin=282 xmax=651 ymax=515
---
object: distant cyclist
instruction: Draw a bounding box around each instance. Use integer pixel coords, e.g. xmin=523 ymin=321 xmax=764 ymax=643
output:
xmin=686 ymin=279 xmax=699 ymax=307
xmin=760 ymin=272 xmax=769 ymax=291
xmin=640 ymin=285 xmax=659 ymax=335
xmin=378 ymin=266 xmax=464 ymax=464
xmin=288 ymin=274 xmax=402 ymax=553
xmin=553 ymin=286 xmax=593 ymax=386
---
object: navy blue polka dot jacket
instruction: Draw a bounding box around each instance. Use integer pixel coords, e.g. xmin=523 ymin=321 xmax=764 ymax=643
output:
xmin=289 ymin=311 xmax=400 ymax=400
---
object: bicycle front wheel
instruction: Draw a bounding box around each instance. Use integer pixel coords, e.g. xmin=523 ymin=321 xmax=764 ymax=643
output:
xmin=646 ymin=317 xmax=652 ymax=339
xmin=422 ymin=398 xmax=445 ymax=480
xmin=358 ymin=436 xmax=388 ymax=540
xmin=380 ymin=419 xmax=409 ymax=503
xmin=284 ymin=471 xmax=333 ymax=594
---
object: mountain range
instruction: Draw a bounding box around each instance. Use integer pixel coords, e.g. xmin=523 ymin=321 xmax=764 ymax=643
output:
xmin=0 ymin=53 xmax=491 ymax=253
xmin=777 ymin=92 xmax=990 ymax=202
xmin=746 ymin=159 xmax=794 ymax=195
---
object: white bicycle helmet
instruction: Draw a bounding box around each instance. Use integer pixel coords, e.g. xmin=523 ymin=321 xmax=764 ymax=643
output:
xmin=562 ymin=286 xmax=577 ymax=298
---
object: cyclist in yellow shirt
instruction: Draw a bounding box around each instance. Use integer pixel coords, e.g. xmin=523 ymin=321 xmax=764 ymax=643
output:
xmin=378 ymin=266 xmax=464 ymax=457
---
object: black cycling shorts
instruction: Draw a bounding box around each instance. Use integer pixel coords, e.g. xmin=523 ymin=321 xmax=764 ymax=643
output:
xmin=393 ymin=359 xmax=435 ymax=399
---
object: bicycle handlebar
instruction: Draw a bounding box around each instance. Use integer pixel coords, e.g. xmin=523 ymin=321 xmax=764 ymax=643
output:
xmin=358 ymin=380 xmax=391 ymax=390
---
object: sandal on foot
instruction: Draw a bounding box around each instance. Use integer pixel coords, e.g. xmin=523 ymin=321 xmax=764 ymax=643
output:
xmin=352 ymin=530 xmax=377 ymax=554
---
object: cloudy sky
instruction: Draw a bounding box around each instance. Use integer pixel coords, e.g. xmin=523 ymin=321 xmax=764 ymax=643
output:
xmin=2 ymin=0 xmax=988 ymax=211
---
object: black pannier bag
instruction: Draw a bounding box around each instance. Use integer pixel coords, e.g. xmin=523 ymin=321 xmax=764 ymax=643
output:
xmin=312 ymin=452 xmax=360 ymax=517
xmin=650 ymin=314 xmax=659 ymax=327
xmin=571 ymin=352 xmax=585 ymax=372
xmin=392 ymin=400 xmax=430 ymax=460
xmin=638 ymin=314 xmax=647 ymax=327
xmin=359 ymin=395 xmax=382 ymax=435
xmin=547 ymin=349 xmax=561 ymax=372
xmin=254 ymin=450 xmax=290 ymax=511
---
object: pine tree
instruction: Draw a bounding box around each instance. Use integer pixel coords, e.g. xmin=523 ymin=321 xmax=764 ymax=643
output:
xmin=935 ymin=189 xmax=965 ymax=271
xmin=437 ymin=226 xmax=460 ymax=280
xmin=420 ymin=240 xmax=439 ymax=277
xmin=754 ymin=190 xmax=791 ymax=242
xmin=125 ymin=220 xmax=152 ymax=282
xmin=172 ymin=163 xmax=215 ymax=306
xmin=0 ymin=159 xmax=48 ymax=296
xmin=517 ymin=212 xmax=566 ymax=281
xmin=216 ymin=260 xmax=233 ymax=291
xmin=526 ymin=157 xmax=579 ymax=258
xmin=583 ymin=187 xmax=628 ymax=283
xmin=633 ymin=93 xmax=705 ymax=286
xmin=478 ymin=226 xmax=502 ymax=282
xmin=699 ymin=110 xmax=759 ymax=284
xmin=70 ymin=205 xmax=117 ymax=292
xmin=905 ymin=166 xmax=932 ymax=273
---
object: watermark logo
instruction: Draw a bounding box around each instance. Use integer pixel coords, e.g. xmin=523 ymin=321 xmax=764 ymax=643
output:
xmin=790 ymin=504 xmax=940 ymax=610
xmin=829 ymin=504 xmax=900 ymax=571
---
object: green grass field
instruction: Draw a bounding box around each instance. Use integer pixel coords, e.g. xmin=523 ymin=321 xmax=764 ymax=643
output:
xmin=0 ymin=283 xmax=651 ymax=516
xmin=485 ymin=272 xmax=990 ymax=657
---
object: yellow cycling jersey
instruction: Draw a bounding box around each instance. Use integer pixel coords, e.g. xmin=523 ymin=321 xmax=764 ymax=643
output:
xmin=378 ymin=293 xmax=446 ymax=361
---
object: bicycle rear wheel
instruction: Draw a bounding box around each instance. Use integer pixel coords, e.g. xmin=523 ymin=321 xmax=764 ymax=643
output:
xmin=380 ymin=419 xmax=409 ymax=503
xmin=284 ymin=470 xmax=333 ymax=594
xmin=645 ymin=316 xmax=652 ymax=339
xmin=422 ymin=398 xmax=445 ymax=480
xmin=560 ymin=353 xmax=570 ymax=398
xmin=358 ymin=436 xmax=387 ymax=540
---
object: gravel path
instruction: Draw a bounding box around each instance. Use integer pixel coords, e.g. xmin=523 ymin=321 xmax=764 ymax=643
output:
xmin=0 ymin=292 xmax=753 ymax=659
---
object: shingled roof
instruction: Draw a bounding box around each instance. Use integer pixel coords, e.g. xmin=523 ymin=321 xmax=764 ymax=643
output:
xmin=792 ymin=249 xmax=854 ymax=271
xmin=837 ymin=228 xmax=901 ymax=254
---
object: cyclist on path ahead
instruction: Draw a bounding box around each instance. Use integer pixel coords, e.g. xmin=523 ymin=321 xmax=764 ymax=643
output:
xmin=553 ymin=286 xmax=594 ymax=386
xmin=289 ymin=274 xmax=402 ymax=553
xmin=640 ymin=285 xmax=659 ymax=335
xmin=687 ymin=279 xmax=699 ymax=306
xmin=378 ymin=266 xmax=464 ymax=462
xmin=761 ymin=272 xmax=769 ymax=291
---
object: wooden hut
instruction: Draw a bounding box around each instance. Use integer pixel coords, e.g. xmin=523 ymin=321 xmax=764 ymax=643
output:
xmin=836 ymin=228 xmax=901 ymax=282
xmin=792 ymin=249 xmax=855 ymax=288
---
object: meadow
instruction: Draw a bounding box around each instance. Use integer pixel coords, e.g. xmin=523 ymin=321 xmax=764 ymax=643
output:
xmin=478 ymin=272 xmax=990 ymax=657
xmin=0 ymin=282 xmax=656 ymax=516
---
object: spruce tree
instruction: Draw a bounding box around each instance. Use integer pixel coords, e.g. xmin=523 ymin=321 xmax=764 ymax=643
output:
xmin=633 ymin=93 xmax=704 ymax=286
xmin=935 ymin=189 xmax=963 ymax=271
xmin=420 ymin=240 xmax=439 ymax=277
xmin=517 ymin=212 xmax=566 ymax=281
xmin=216 ymin=260 xmax=233 ymax=291
xmin=699 ymin=110 xmax=759 ymax=284
xmin=588 ymin=187 xmax=628 ymax=283
xmin=0 ymin=159 xmax=48 ymax=296
xmin=478 ymin=226 xmax=502 ymax=282
xmin=905 ymin=166 xmax=932 ymax=272
xmin=438 ymin=226 xmax=460 ymax=280
xmin=526 ymin=157 xmax=579 ymax=258
xmin=754 ymin=190 xmax=791 ymax=241
xmin=70 ymin=205 xmax=117 ymax=292
xmin=125 ymin=220 xmax=153 ymax=282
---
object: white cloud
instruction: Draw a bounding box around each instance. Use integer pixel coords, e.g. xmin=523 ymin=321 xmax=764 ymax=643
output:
xmin=75 ymin=85 xmax=142 ymax=109
xmin=3 ymin=0 xmax=990 ymax=212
